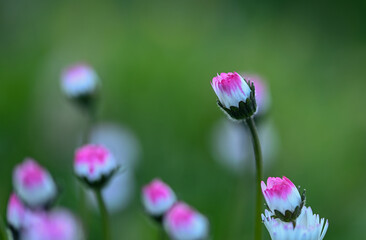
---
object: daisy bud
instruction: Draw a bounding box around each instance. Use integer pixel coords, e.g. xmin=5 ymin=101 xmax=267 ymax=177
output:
xmin=21 ymin=209 xmax=84 ymax=240
xmin=211 ymin=72 xmax=256 ymax=120
xmin=61 ymin=63 xmax=99 ymax=110
xmin=142 ymin=179 xmax=176 ymax=219
xmin=262 ymin=207 xmax=329 ymax=240
xmin=13 ymin=159 xmax=57 ymax=208
xmin=164 ymin=202 xmax=209 ymax=240
xmin=261 ymin=177 xmax=304 ymax=222
xmin=74 ymin=144 xmax=118 ymax=189
xmin=7 ymin=193 xmax=26 ymax=231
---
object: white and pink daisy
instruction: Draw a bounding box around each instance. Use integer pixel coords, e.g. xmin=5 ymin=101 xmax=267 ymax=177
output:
xmin=142 ymin=179 xmax=176 ymax=217
xmin=261 ymin=176 xmax=302 ymax=216
xmin=7 ymin=193 xmax=27 ymax=230
xmin=262 ymin=207 xmax=329 ymax=240
xmin=21 ymin=209 xmax=84 ymax=240
xmin=61 ymin=63 xmax=99 ymax=98
xmin=211 ymin=72 xmax=256 ymax=120
xmin=74 ymin=144 xmax=118 ymax=187
xmin=211 ymin=72 xmax=252 ymax=109
xmin=13 ymin=159 xmax=57 ymax=208
xmin=164 ymin=202 xmax=209 ymax=240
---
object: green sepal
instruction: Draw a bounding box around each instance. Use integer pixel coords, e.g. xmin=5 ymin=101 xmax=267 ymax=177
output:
xmin=217 ymin=80 xmax=257 ymax=120
xmin=272 ymin=189 xmax=306 ymax=225
xmin=76 ymin=166 xmax=120 ymax=191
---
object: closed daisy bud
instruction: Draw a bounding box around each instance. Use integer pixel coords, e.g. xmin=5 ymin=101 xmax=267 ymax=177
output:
xmin=7 ymin=193 xmax=26 ymax=232
xmin=261 ymin=177 xmax=304 ymax=222
xmin=74 ymin=144 xmax=118 ymax=189
xmin=61 ymin=63 xmax=99 ymax=110
xmin=164 ymin=202 xmax=209 ymax=240
xmin=21 ymin=209 xmax=84 ymax=240
xmin=211 ymin=72 xmax=256 ymax=120
xmin=262 ymin=207 xmax=329 ymax=240
xmin=13 ymin=159 xmax=57 ymax=208
xmin=142 ymin=179 xmax=176 ymax=218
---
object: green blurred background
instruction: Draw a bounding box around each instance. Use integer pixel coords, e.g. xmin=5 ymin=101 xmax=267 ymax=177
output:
xmin=1 ymin=0 xmax=366 ymax=239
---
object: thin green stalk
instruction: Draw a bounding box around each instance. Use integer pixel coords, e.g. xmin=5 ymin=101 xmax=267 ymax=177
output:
xmin=94 ymin=189 xmax=111 ymax=240
xmin=245 ymin=117 xmax=263 ymax=240
xmin=79 ymin=109 xmax=96 ymax=236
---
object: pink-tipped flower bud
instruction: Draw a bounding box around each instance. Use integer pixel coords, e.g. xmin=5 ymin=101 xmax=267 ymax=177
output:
xmin=261 ymin=177 xmax=304 ymax=222
xmin=61 ymin=64 xmax=99 ymax=98
xmin=164 ymin=202 xmax=209 ymax=240
xmin=7 ymin=193 xmax=26 ymax=231
xmin=262 ymin=207 xmax=328 ymax=240
xmin=74 ymin=144 xmax=118 ymax=189
xmin=211 ymin=72 xmax=256 ymax=120
xmin=13 ymin=159 xmax=57 ymax=208
xmin=142 ymin=179 xmax=176 ymax=217
xmin=21 ymin=209 xmax=84 ymax=240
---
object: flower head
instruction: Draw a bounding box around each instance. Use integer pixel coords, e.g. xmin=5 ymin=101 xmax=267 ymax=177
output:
xmin=74 ymin=144 xmax=118 ymax=189
xmin=7 ymin=193 xmax=26 ymax=230
xmin=211 ymin=72 xmax=256 ymax=120
xmin=61 ymin=63 xmax=99 ymax=98
xmin=13 ymin=159 xmax=57 ymax=208
xmin=262 ymin=207 xmax=328 ymax=240
xmin=21 ymin=209 xmax=84 ymax=240
xmin=261 ymin=176 xmax=302 ymax=217
xmin=164 ymin=202 xmax=209 ymax=240
xmin=142 ymin=179 xmax=176 ymax=217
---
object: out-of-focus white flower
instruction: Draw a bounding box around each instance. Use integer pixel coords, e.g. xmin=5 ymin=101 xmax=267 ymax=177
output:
xmin=7 ymin=193 xmax=26 ymax=230
xmin=13 ymin=159 xmax=57 ymax=208
xmin=142 ymin=179 xmax=176 ymax=217
xmin=87 ymin=172 xmax=134 ymax=214
xmin=211 ymin=119 xmax=279 ymax=174
xmin=61 ymin=64 xmax=99 ymax=98
xmin=241 ymin=74 xmax=271 ymax=116
xmin=211 ymin=119 xmax=249 ymax=173
xmin=74 ymin=144 xmax=118 ymax=188
xmin=211 ymin=72 xmax=256 ymax=120
xmin=262 ymin=207 xmax=329 ymax=240
xmin=90 ymin=123 xmax=141 ymax=170
xmin=21 ymin=209 xmax=84 ymax=240
xmin=261 ymin=177 xmax=302 ymax=215
xmin=87 ymin=123 xmax=141 ymax=213
xmin=164 ymin=202 xmax=209 ymax=240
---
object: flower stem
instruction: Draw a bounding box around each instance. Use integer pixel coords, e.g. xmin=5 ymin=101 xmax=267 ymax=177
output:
xmin=245 ymin=117 xmax=263 ymax=240
xmin=94 ymin=189 xmax=111 ymax=240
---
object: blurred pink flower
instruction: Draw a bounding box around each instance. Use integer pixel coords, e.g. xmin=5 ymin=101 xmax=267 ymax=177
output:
xmin=211 ymin=72 xmax=251 ymax=109
xmin=242 ymin=74 xmax=271 ymax=116
xmin=261 ymin=177 xmax=301 ymax=215
xmin=61 ymin=64 xmax=98 ymax=98
xmin=21 ymin=209 xmax=84 ymax=240
xmin=74 ymin=144 xmax=117 ymax=184
xmin=13 ymin=159 xmax=57 ymax=208
xmin=164 ymin=202 xmax=209 ymax=240
xmin=7 ymin=193 xmax=26 ymax=230
xmin=142 ymin=179 xmax=176 ymax=217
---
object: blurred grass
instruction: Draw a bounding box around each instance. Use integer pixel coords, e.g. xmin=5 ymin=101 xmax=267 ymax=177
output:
xmin=1 ymin=0 xmax=366 ymax=239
